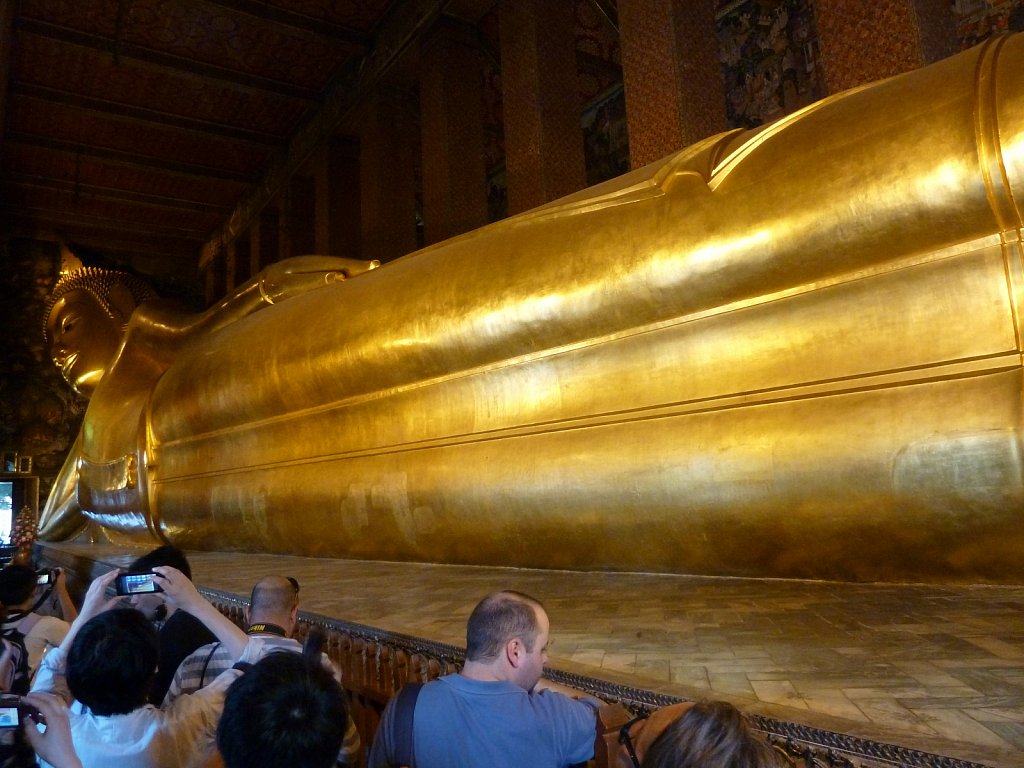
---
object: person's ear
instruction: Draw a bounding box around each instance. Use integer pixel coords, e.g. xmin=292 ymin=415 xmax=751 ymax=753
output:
xmin=506 ymin=637 xmax=523 ymax=668
xmin=108 ymin=283 xmax=138 ymax=324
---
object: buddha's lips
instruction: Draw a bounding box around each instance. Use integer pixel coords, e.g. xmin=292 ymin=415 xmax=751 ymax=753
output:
xmin=59 ymin=352 xmax=77 ymax=378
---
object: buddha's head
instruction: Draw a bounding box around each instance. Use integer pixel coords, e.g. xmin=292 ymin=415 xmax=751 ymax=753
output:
xmin=43 ymin=267 xmax=156 ymax=397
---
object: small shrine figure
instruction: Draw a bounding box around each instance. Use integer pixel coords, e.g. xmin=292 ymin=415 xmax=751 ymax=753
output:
xmin=10 ymin=505 xmax=37 ymax=566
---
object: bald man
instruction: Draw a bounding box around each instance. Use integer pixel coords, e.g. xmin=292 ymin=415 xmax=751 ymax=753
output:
xmin=163 ymin=575 xmax=360 ymax=765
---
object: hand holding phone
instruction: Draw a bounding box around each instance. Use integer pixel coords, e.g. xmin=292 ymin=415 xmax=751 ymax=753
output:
xmin=0 ymin=703 xmax=18 ymax=728
xmin=115 ymin=571 xmax=164 ymax=596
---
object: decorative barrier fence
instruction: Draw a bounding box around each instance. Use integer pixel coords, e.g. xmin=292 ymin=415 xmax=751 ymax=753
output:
xmin=201 ymin=587 xmax=992 ymax=768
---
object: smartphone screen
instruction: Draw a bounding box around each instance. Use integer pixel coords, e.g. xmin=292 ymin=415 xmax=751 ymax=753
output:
xmin=0 ymin=706 xmax=19 ymax=728
xmin=115 ymin=572 xmax=162 ymax=596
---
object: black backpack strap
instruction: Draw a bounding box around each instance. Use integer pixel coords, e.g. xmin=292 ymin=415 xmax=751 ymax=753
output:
xmin=392 ymin=682 xmax=423 ymax=767
xmin=198 ymin=642 xmax=221 ymax=688
xmin=28 ymin=584 xmax=54 ymax=615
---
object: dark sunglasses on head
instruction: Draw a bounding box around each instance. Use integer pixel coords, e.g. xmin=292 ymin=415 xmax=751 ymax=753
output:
xmin=618 ymin=713 xmax=649 ymax=768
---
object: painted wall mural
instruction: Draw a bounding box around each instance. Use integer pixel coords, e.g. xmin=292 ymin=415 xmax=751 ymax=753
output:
xmin=954 ymin=0 xmax=1024 ymax=49
xmin=715 ymin=0 xmax=824 ymax=129
xmin=0 ymin=240 xmax=87 ymax=505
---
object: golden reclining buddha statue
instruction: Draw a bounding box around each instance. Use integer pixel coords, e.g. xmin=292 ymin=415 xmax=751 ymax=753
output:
xmin=42 ymin=34 xmax=1024 ymax=584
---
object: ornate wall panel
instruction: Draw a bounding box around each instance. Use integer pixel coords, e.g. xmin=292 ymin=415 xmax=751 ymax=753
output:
xmin=813 ymin=0 xmax=924 ymax=93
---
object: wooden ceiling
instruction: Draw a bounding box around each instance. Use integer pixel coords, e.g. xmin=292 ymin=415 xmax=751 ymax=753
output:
xmin=0 ymin=0 xmax=525 ymax=282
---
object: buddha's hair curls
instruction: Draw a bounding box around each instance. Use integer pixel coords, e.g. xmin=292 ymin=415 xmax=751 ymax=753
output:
xmin=43 ymin=267 xmax=156 ymax=344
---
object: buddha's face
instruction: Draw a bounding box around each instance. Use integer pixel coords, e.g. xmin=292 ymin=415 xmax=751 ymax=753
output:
xmin=46 ymin=288 xmax=124 ymax=397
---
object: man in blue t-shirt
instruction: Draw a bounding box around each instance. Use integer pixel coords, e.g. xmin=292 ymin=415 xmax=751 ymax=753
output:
xmin=369 ymin=590 xmax=601 ymax=768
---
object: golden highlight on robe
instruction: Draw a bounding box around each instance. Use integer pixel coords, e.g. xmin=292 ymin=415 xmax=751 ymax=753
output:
xmin=42 ymin=34 xmax=1024 ymax=584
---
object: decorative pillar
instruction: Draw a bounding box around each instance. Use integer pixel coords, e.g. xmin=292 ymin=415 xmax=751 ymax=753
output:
xmin=234 ymin=237 xmax=251 ymax=284
xmin=277 ymin=187 xmax=293 ymax=262
xmin=249 ymin=218 xmax=264 ymax=276
xmin=618 ymin=0 xmax=724 ymax=168
xmin=224 ymin=241 xmax=237 ymax=293
xmin=498 ymin=0 xmax=587 ymax=214
xmin=814 ymin=0 xmax=956 ymax=93
xmin=314 ymin=139 xmax=363 ymax=258
xmin=287 ymin=174 xmax=316 ymax=257
xmin=203 ymin=260 xmax=215 ymax=306
xmin=251 ymin=210 xmax=280 ymax=271
xmin=359 ymin=89 xmax=419 ymax=263
xmin=419 ymin=19 xmax=488 ymax=245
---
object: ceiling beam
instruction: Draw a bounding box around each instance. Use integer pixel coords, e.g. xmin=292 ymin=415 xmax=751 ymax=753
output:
xmin=203 ymin=0 xmax=371 ymax=46
xmin=5 ymin=132 xmax=257 ymax=183
xmin=7 ymin=221 xmax=202 ymax=262
xmin=201 ymin=0 xmax=455 ymax=267
xmin=3 ymin=206 xmax=212 ymax=240
xmin=6 ymin=174 xmax=235 ymax=213
xmin=12 ymin=83 xmax=283 ymax=145
xmin=16 ymin=18 xmax=322 ymax=100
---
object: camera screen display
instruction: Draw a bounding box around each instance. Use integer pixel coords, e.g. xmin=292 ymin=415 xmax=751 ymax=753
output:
xmin=0 ymin=706 xmax=18 ymax=728
xmin=115 ymin=573 xmax=161 ymax=596
xmin=36 ymin=571 xmax=51 ymax=585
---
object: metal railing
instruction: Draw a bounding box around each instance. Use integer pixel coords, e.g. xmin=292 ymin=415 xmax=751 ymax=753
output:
xmin=199 ymin=586 xmax=993 ymax=768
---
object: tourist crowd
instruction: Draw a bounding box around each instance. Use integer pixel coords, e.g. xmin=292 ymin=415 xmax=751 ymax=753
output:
xmin=0 ymin=545 xmax=782 ymax=768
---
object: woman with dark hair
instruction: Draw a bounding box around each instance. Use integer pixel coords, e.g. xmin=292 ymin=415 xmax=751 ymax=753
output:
xmin=640 ymin=701 xmax=780 ymax=768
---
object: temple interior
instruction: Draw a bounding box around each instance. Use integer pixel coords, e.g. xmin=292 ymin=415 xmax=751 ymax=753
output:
xmin=3 ymin=2 xmax=1024 ymax=767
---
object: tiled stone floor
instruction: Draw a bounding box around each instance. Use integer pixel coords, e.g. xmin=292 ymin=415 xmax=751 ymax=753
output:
xmin=40 ymin=542 xmax=1024 ymax=768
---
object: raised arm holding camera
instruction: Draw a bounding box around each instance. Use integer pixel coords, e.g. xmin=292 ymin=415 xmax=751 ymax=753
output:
xmin=122 ymin=545 xmax=217 ymax=705
xmin=0 ymin=565 xmax=78 ymax=688
xmin=28 ymin=567 xmax=255 ymax=767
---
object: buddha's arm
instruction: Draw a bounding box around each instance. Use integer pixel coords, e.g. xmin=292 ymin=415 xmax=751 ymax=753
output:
xmin=131 ymin=256 xmax=379 ymax=354
xmin=37 ymin=432 xmax=86 ymax=541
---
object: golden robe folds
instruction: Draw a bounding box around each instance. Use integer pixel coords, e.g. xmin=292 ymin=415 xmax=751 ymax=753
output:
xmin=49 ymin=35 xmax=1024 ymax=583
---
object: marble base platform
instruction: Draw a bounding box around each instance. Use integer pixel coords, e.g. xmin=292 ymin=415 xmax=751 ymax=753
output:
xmin=35 ymin=541 xmax=1024 ymax=768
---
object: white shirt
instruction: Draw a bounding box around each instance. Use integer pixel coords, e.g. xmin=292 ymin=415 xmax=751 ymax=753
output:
xmin=22 ymin=615 xmax=70 ymax=677
xmin=31 ymin=643 xmax=256 ymax=768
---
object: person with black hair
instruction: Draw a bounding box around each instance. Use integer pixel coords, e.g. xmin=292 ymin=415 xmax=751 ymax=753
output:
xmin=125 ymin=545 xmax=215 ymax=704
xmin=29 ymin=567 xmax=257 ymax=768
xmin=0 ymin=565 xmax=77 ymax=681
xmin=216 ymin=650 xmax=350 ymax=768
